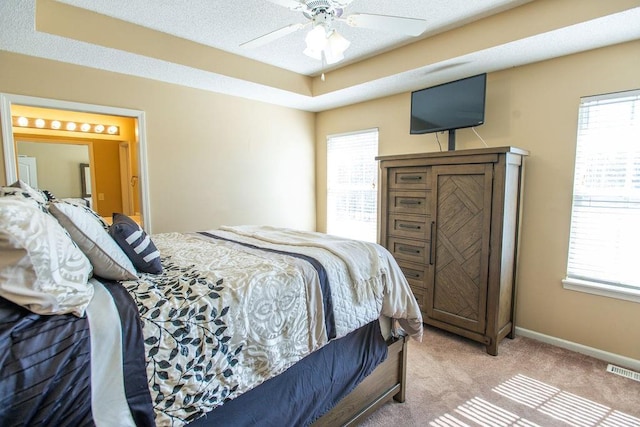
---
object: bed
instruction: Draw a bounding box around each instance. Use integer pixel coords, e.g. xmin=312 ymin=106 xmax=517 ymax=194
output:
xmin=0 ymin=180 xmax=423 ymax=426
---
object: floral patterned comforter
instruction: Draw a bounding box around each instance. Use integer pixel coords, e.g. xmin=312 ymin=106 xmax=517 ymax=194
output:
xmin=122 ymin=228 xmax=422 ymax=427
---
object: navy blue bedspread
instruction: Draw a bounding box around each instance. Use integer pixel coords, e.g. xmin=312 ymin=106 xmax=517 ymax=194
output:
xmin=0 ymin=299 xmax=94 ymax=426
xmin=188 ymin=320 xmax=388 ymax=427
xmin=0 ymin=282 xmax=155 ymax=427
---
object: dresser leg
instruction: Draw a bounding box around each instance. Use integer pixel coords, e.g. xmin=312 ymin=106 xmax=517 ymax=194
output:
xmin=486 ymin=340 xmax=498 ymax=356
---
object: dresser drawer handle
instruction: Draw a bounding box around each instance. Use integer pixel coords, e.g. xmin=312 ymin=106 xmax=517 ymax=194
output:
xmin=398 ymin=223 xmax=421 ymax=230
xmin=406 ymin=272 xmax=421 ymax=279
xmin=400 ymin=175 xmax=422 ymax=181
xmin=429 ymin=221 xmax=436 ymax=265
xmin=398 ymin=246 xmax=420 ymax=254
xmin=399 ymin=199 xmax=421 ymax=205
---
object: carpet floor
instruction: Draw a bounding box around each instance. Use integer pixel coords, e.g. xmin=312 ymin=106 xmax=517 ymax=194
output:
xmin=360 ymin=326 xmax=640 ymax=427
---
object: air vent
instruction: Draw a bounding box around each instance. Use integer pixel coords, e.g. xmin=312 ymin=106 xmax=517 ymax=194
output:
xmin=607 ymin=364 xmax=640 ymax=382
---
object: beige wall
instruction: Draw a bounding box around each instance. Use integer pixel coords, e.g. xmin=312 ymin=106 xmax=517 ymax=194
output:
xmin=0 ymin=51 xmax=316 ymax=233
xmin=316 ymin=40 xmax=640 ymax=360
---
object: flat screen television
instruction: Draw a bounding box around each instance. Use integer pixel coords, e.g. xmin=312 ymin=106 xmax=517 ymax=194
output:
xmin=410 ymin=73 xmax=486 ymax=150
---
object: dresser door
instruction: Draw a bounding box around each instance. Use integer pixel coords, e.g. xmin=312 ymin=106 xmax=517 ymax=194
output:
xmin=427 ymin=163 xmax=493 ymax=334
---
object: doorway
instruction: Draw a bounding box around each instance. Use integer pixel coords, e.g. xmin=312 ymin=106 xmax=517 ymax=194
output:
xmin=0 ymin=93 xmax=152 ymax=232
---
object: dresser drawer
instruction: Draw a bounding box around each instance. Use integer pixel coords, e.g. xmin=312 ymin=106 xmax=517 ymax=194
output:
xmin=388 ymin=191 xmax=429 ymax=215
xmin=398 ymin=261 xmax=428 ymax=290
xmin=388 ymin=237 xmax=429 ymax=265
xmin=388 ymin=214 xmax=429 ymax=240
xmin=389 ymin=167 xmax=430 ymax=190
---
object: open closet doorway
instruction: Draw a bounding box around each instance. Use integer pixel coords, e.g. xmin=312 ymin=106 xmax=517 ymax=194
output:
xmin=0 ymin=93 xmax=152 ymax=232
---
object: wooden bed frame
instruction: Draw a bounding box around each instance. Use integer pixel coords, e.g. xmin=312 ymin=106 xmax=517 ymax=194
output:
xmin=313 ymin=334 xmax=409 ymax=426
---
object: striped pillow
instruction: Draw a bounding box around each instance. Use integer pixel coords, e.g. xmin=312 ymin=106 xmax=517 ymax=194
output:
xmin=109 ymin=213 xmax=162 ymax=274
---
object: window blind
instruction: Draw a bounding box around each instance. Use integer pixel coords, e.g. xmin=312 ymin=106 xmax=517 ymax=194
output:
xmin=327 ymin=129 xmax=379 ymax=242
xmin=567 ymin=89 xmax=640 ymax=291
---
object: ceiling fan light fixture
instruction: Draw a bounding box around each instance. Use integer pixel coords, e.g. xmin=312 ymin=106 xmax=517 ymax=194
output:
xmin=323 ymin=49 xmax=343 ymax=65
xmin=303 ymin=46 xmax=323 ymax=60
xmin=242 ymin=1 xmax=428 ymax=67
xmin=303 ymin=24 xmax=350 ymax=64
xmin=324 ymin=30 xmax=350 ymax=64
xmin=305 ymin=24 xmax=328 ymax=52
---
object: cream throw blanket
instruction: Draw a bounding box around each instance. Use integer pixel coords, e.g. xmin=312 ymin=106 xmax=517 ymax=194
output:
xmin=220 ymin=225 xmax=381 ymax=292
xmin=220 ymin=225 xmax=423 ymax=340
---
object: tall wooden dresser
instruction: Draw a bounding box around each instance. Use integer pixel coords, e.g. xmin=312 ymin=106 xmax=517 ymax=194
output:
xmin=377 ymin=147 xmax=528 ymax=355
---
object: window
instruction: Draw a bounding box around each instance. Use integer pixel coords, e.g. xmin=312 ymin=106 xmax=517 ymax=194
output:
xmin=326 ymin=129 xmax=379 ymax=242
xmin=563 ymin=89 xmax=640 ymax=302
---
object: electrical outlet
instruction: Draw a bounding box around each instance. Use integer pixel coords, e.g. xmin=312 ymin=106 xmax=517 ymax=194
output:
xmin=98 ymin=193 xmax=105 ymax=200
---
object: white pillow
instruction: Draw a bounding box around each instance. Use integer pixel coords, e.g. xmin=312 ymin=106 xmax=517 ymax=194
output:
xmin=9 ymin=179 xmax=49 ymax=204
xmin=49 ymin=201 xmax=139 ymax=281
xmin=1 ymin=180 xmax=48 ymax=210
xmin=0 ymin=197 xmax=94 ymax=316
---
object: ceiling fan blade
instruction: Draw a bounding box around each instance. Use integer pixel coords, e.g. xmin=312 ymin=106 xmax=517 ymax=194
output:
xmin=264 ymin=0 xmax=305 ymax=11
xmin=331 ymin=0 xmax=357 ymax=9
xmin=345 ymin=14 xmax=428 ymax=37
xmin=240 ymin=23 xmax=306 ymax=49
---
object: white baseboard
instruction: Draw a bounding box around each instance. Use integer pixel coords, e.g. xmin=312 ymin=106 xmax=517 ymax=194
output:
xmin=515 ymin=327 xmax=640 ymax=372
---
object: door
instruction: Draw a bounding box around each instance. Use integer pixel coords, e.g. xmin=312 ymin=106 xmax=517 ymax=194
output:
xmin=17 ymin=155 xmax=38 ymax=188
xmin=427 ymin=163 xmax=493 ymax=333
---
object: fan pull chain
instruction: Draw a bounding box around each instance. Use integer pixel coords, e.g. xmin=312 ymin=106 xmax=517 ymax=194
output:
xmin=321 ymin=54 xmax=326 ymax=82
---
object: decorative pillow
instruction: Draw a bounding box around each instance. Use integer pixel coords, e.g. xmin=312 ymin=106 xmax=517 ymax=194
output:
xmin=42 ymin=189 xmax=57 ymax=202
xmin=9 ymin=179 xmax=48 ymax=204
xmin=11 ymin=179 xmax=47 ymax=204
xmin=49 ymin=202 xmax=138 ymax=281
xmin=0 ymin=197 xmax=94 ymax=316
xmin=109 ymin=213 xmax=163 ymax=274
xmin=0 ymin=180 xmax=48 ymax=212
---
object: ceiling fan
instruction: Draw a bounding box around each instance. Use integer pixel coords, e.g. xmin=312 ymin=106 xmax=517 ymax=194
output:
xmin=240 ymin=0 xmax=428 ymax=65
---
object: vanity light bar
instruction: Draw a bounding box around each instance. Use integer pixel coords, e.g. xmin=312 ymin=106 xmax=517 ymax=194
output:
xmin=12 ymin=116 xmax=120 ymax=135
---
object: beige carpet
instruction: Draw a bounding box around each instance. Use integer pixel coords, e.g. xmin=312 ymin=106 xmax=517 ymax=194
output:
xmin=360 ymin=326 xmax=640 ymax=427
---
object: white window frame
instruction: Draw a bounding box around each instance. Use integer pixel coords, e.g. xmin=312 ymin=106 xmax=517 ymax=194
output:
xmin=562 ymin=89 xmax=640 ymax=303
xmin=326 ymin=128 xmax=379 ymax=242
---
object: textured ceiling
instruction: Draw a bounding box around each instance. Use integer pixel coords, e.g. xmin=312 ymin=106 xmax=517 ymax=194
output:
xmin=53 ymin=0 xmax=530 ymax=76
xmin=1 ymin=0 xmax=640 ymax=112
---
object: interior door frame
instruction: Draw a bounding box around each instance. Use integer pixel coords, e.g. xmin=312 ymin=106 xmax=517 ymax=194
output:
xmin=1 ymin=93 xmax=152 ymax=232
xmin=119 ymin=141 xmax=134 ymax=215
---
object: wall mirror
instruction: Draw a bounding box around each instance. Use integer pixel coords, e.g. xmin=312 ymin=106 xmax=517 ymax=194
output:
xmin=17 ymin=140 xmax=94 ymax=208
xmin=1 ymin=93 xmax=152 ymax=232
